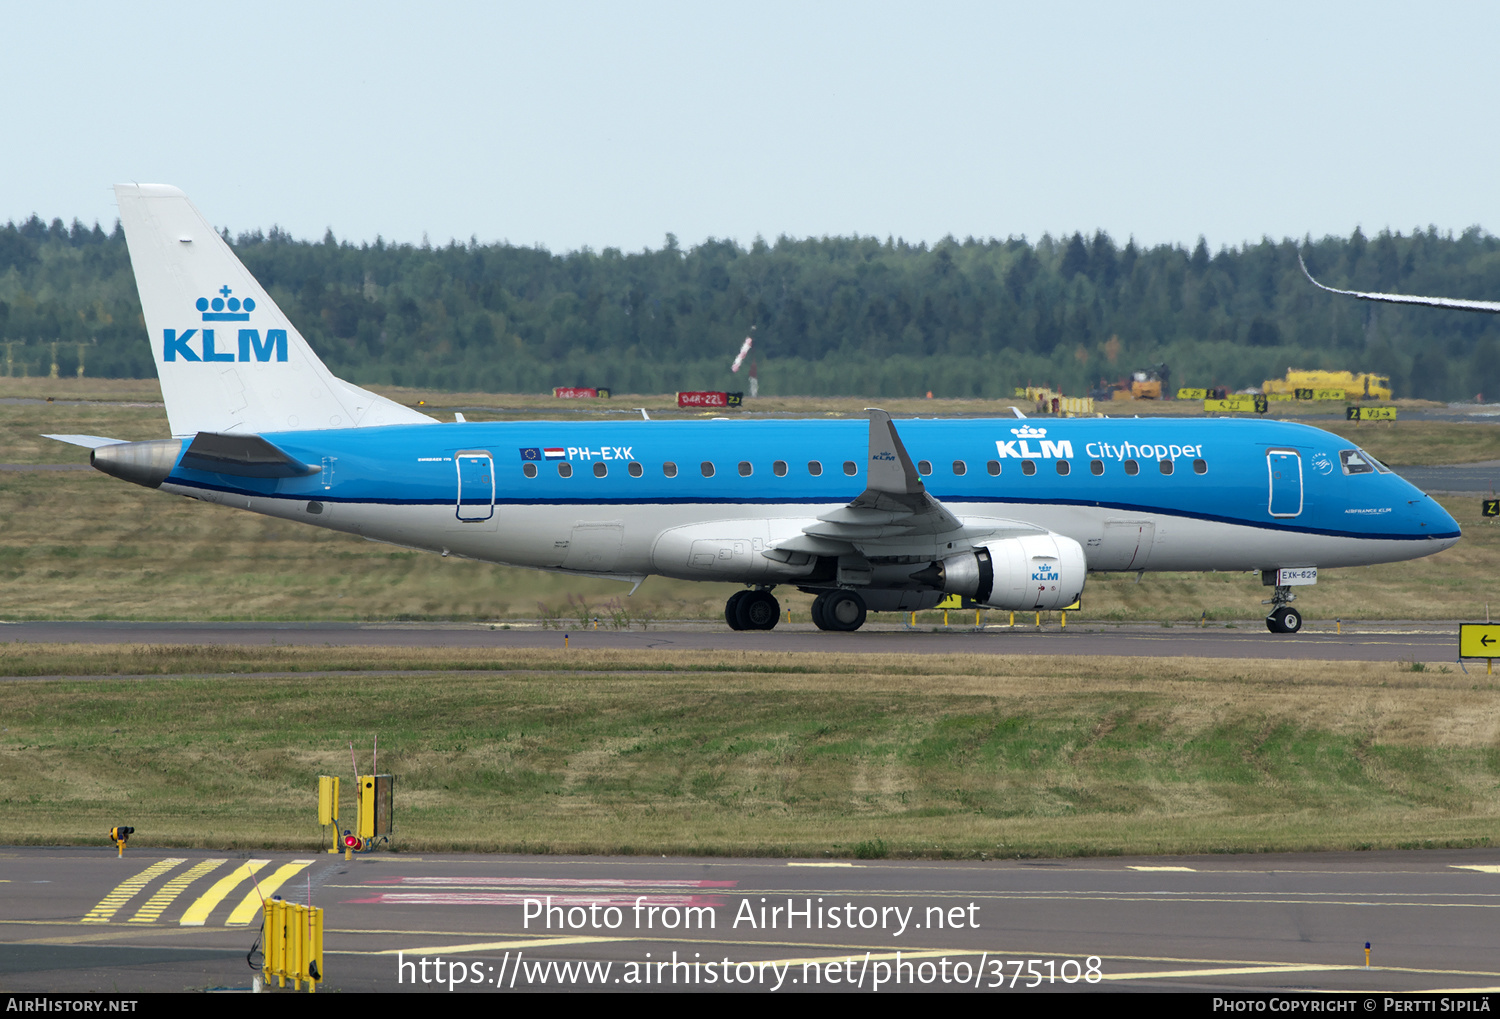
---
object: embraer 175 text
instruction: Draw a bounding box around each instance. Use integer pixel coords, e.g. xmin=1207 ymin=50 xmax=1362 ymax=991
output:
xmin=45 ymin=186 xmax=1462 ymax=634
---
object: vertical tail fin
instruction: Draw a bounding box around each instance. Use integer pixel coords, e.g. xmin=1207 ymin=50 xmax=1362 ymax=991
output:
xmin=113 ymin=183 xmax=435 ymax=436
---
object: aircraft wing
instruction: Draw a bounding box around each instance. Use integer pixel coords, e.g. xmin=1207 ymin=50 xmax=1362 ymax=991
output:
xmin=1300 ymin=255 xmax=1500 ymax=313
xmin=766 ymin=410 xmax=1042 ymax=562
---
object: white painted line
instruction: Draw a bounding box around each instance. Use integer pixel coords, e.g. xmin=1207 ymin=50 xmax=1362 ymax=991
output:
xmin=1128 ymin=866 xmax=1197 ymax=872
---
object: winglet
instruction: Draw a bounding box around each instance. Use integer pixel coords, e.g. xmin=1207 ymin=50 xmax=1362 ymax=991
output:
xmin=863 ymin=409 xmax=924 ymax=496
xmin=1300 ymin=253 xmax=1500 ymax=313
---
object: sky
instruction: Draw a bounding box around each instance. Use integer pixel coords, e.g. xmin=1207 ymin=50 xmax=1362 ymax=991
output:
xmin=5 ymin=1 xmax=1499 ymax=255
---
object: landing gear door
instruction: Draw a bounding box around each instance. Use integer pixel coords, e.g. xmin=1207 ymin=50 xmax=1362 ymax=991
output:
xmin=1267 ymin=449 xmax=1303 ymax=518
xmin=455 ymin=451 xmax=495 ymax=522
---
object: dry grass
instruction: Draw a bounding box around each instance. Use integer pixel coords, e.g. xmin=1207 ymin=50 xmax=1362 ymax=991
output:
xmin=1 ymin=649 xmax=1496 ymax=857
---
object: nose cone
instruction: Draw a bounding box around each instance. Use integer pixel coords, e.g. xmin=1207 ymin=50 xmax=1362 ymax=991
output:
xmin=1420 ymin=495 xmax=1462 ymax=552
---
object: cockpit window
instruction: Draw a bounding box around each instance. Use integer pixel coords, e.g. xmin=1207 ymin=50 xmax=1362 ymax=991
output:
xmin=1339 ymin=449 xmax=1375 ymax=475
xmin=1364 ymin=449 xmax=1393 ymax=474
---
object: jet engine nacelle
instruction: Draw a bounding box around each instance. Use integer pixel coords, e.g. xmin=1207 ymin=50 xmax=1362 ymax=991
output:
xmin=911 ymin=532 xmax=1086 ymax=610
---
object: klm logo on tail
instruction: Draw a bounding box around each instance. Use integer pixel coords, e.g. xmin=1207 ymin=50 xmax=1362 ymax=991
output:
xmin=164 ymin=286 xmax=286 ymax=362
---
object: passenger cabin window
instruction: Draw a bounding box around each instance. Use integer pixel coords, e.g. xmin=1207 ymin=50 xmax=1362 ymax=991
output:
xmin=557 ymin=462 xmax=573 ymax=478
xmin=593 ymin=462 xmax=608 ymax=477
xmin=1056 ymin=460 xmax=1070 ymax=476
xmin=917 ymin=460 xmax=932 ymax=476
xmin=808 ymin=460 xmax=823 ymax=476
xmin=701 ymin=461 xmax=715 ymax=478
xmin=1159 ymin=459 xmax=1173 ymax=475
xmin=663 ymin=461 xmax=678 ymax=478
xmin=1340 ymin=449 xmax=1375 ymax=475
xmin=1123 ymin=459 xmax=1139 ymax=476
xmin=1090 ymin=460 xmax=1104 ymax=475
xmin=738 ymin=461 xmax=753 ymax=477
xmin=1021 ymin=460 xmax=1037 ymax=476
xmin=986 ymin=460 xmax=1001 ymax=476
xmin=952 ymin=460 xmax=966 ymax=476
xmin=628 ymin=462 xmax=643 ymax=478
xmin=843 ymin=461 xmax=857 ymax=476
xmin=523 ymin=463 xmax=537 ymax=479
xmin=773 ymin=460 xmax=788 ymax=477
xmin=1193 ymin=459 xmax=1207 ymax=475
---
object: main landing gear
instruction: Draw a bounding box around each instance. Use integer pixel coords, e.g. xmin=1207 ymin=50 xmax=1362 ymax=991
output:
xmin=725 ymin=589 xmax=780 ymax=631
xmin=810 ymin=589 xmax=867 ymax=632
xmin=1264 ymin=585 xmax=1302 ymax=634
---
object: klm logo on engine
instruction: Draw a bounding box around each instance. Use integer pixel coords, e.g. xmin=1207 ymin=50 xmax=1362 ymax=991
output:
xmin=995 ymin=426 xmax=1073 ymax=459
xmin=163 ymin=285 xmax=286 ymax=362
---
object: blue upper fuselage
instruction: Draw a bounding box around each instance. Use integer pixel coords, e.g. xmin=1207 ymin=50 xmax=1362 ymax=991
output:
xmin=164 ymin=416 xmax=1460 ymax=543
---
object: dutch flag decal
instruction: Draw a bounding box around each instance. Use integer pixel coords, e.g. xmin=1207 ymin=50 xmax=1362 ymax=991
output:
xmin=543 ymin=447 xmax=566 ymax=460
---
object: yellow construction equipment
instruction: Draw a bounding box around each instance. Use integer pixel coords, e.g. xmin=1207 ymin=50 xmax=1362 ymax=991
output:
xmin=1263 ymin=369 xmax=1392 ymax=401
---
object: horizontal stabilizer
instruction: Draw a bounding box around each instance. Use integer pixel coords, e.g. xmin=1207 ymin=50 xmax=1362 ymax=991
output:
xmin=178 ymin=432 xmax=319 ymax=478
xmin=42 ymin=434 xmax=126 ymax=449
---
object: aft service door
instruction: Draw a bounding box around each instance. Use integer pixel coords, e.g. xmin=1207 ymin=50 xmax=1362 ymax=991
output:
xmin=1266 ymin=449 xmax=1303 ymax=518
xmin=455 ymin=451 xmax=495 ymax=522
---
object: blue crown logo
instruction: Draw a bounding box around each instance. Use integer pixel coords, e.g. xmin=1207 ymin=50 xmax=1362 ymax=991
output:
xmin=196 ymin=285 xmax=255 ymax=322
xmin=1011 ymin=425 xmax=1047 ymax=439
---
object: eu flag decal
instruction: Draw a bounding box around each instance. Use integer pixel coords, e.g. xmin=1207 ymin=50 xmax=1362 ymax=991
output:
xmin=519 ymin=447 xmax=541 ymax=461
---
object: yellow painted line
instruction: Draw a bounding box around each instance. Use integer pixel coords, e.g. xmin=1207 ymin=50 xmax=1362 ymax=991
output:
xmin=80 ymin=859 xmax=185 ymax=923
xmin=225 ymin=860 xmax=315 ymax=926
xmin=1451 ymin=865 xmax=1500 ymax=874
xmin=21 ymin=925 xmax=246 ymax=946
xmin=179 ymin=860 xmax=270 ymax=927
xmin=1104 ymin=964 xmax=1346 ymax=981
xmin=374 ymin=936 xmax=621 ymax=956
xmin=757 ymin=949 xmax=978 ymax=968
xmin=1128 ymin=866 xmax=1196 ymax=872
xmin=128 ymin=859 xmax=226 ymax=923
xmin=787 ymin=862 xmax=863 ymax=868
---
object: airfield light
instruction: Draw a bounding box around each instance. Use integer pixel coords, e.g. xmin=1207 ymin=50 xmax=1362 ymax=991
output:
xmin=109 ymin=825 xmax=133 ymax=857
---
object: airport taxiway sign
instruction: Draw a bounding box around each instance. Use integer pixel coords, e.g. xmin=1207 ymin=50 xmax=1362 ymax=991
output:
xmin=1459 ymin=624 xmax=1500 ymax=659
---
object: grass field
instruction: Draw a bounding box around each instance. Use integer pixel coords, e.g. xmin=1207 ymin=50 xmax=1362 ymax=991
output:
xmin=3 ymin=380 xmax=1498 ymax=623
xmin=0 ymin=647 xmax=1494 ymax=858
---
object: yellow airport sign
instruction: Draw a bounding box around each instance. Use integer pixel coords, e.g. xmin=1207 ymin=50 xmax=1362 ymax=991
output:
xmin=1346 ymin=406 xmax=1397 ymax=421
xmin=1177 ymin=388 xmax=1207 ymax=400
xmin=1459 ymin=624 xmax=1500 ymax=659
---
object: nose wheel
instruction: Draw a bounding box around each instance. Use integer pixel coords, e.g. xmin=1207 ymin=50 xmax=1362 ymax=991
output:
xmin=1263 ymin=585 xmax=1302 ymax=633
xmin=1266 ymin=606 xmax=1303 ymax=633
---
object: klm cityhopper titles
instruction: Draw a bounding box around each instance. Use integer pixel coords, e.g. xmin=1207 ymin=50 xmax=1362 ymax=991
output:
xmin=45 ymin=185 xmax=1461 ymax=634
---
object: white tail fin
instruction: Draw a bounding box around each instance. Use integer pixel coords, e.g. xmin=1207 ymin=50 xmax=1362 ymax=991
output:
xmin=114 ymin=183 xmax=435 ymax=437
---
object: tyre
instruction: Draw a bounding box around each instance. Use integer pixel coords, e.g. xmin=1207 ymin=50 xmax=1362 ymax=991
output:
xmin=724 ymin=590 xmax=749 ymax=630
xmin=810 ymin=593 xmax=831 ymax=631
xmin=1265 ymin=607 xmax=1302 ymax=634
xmin=821 ymin=590 xmax=867 ymax=631
xmin=736 ymin=590 xmax=781 ymax=630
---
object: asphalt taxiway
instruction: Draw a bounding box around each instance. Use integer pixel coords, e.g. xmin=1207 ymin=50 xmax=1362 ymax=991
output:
xmin=0 ymin=619 xmax=1472 ymax=663
xmin=3 ymin=846 xmax=1499 ymax=993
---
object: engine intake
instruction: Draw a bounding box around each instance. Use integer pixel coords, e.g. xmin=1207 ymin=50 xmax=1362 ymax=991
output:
xmin=911 ymin=533 xmax=1086 ymax=610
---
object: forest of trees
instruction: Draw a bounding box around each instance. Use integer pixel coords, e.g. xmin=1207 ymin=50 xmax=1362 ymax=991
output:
xmin=3 ymin=212 xmax=1500 ymax=401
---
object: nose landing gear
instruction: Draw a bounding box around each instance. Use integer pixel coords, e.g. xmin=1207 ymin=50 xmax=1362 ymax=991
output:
xmin=1264 ymin=585 xmax=1302 ymax=633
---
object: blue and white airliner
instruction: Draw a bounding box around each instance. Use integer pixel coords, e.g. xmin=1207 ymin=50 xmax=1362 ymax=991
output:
xmin=45 ymin=185 xmax=1462 ymax=634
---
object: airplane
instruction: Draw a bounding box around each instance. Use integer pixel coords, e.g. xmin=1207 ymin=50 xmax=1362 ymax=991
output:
xmin=43 ymin=185 xmax=1462 ymax=635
